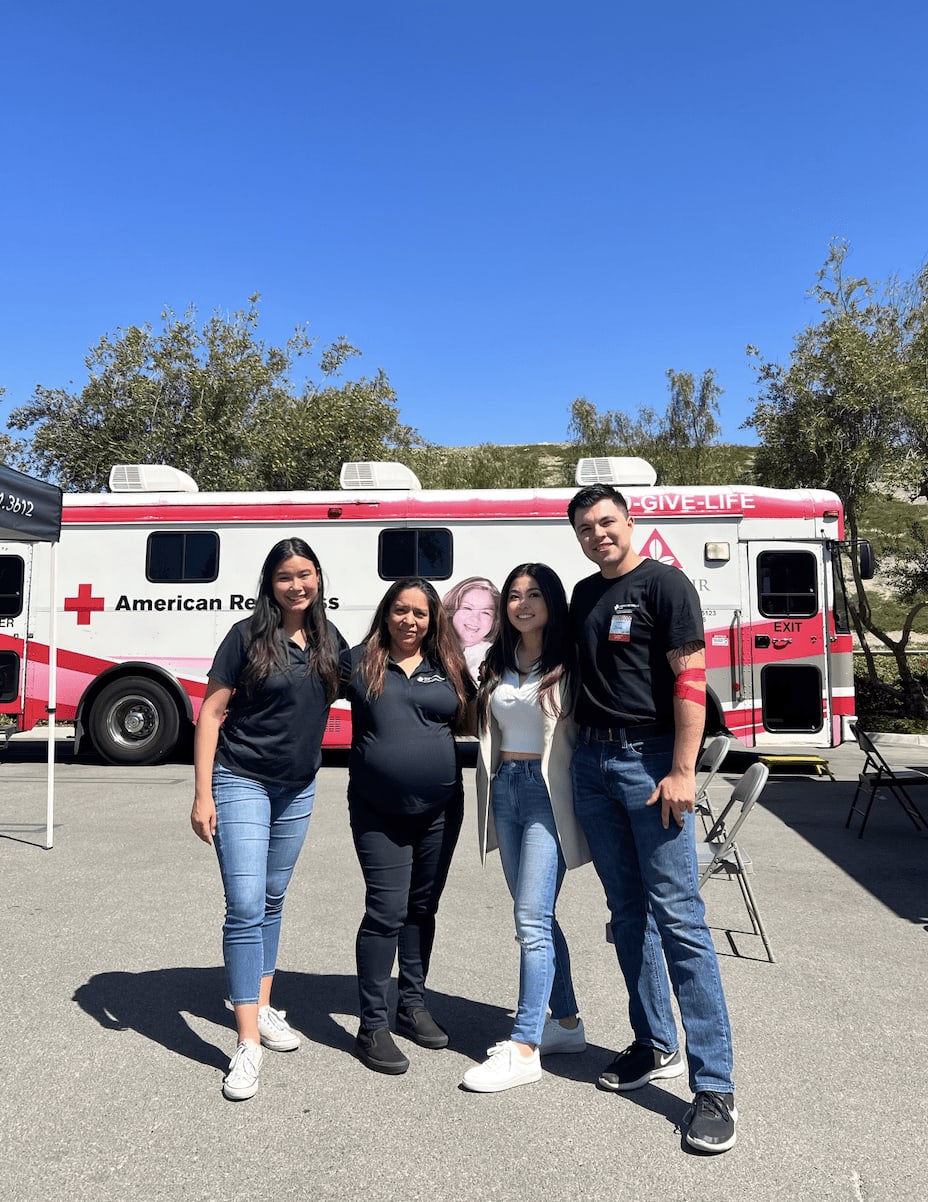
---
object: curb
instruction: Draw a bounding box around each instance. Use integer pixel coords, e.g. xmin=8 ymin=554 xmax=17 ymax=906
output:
xmin=869 ymin=731 xmax=928 ymax=747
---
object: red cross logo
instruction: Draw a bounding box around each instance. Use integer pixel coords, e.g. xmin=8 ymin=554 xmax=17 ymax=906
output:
xmin=638 ymin=529 xmax=682 ymax=568
xmin=64 ymin=583 xmax=105 ymax=626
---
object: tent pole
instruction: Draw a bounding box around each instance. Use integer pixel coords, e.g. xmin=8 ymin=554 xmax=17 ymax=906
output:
xmin=46 ymin=541 xmax=58 ymax=850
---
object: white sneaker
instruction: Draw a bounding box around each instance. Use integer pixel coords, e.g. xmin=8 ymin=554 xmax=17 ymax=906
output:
xmin=223 ymin=1040 xmax=263 ymax=1101
xmin=257 ymin=1005 xmax=301 ymax=1051
xmin=539 ymin=1016 xmax=587 ymax=1056
xmin=461 ymin=1041 xmax=542 ymax=1093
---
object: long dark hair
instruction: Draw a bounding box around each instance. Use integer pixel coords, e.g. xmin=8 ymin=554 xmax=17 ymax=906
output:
xmin=240 ymin=537 xmax=340 ymax=702
xmin=359 ymin=577 xmax=469 ymax=727
xmin=477 ymin=562 xmax=573 ymax=732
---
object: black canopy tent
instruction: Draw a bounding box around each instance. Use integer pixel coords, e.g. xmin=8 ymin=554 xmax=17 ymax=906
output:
xmin=0 ymin=464 xmax=63 ymax=848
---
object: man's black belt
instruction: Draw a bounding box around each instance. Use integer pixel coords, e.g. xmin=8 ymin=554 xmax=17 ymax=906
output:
xmin=578 ymin=721 xmax=673 ymax=743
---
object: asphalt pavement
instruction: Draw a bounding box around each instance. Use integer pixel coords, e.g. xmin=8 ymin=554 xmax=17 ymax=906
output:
xmin=1 ymin=734 xmax=927 ymax=1202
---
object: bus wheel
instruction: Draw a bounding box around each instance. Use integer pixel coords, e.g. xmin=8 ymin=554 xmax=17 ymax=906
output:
xmin=704 ymin=695 xmax=727 ymax=739
xmin=89 ymin=676 xmax=181 ymax=766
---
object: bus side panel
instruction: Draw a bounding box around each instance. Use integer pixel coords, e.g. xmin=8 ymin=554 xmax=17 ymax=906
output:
xmin=12 ymin=494 xmax=851 ymax=753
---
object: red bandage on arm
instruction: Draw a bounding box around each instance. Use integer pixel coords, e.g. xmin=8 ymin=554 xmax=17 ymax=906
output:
xmin=674 ymin=667 xmax=706 ymax=706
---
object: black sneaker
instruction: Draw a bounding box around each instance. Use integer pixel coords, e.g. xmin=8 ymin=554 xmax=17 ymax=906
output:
xmin=355 ymin=1027 xmax=410 ymax=1075
xmin=685 ymin=1091 xmax=738 ymax=1152
xmin=395 ymin=1007 xmax=449 ymax=1049
xmin=597 ymin=1041 xmax=684 ymax=1091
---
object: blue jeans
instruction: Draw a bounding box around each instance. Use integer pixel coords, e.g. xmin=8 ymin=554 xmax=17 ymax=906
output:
xmin=492 ymin=760 xmax=579 ymax=1046
xmin=571 ymin=733 xmax=734 ymax=1094
xmin=212 ymin=764 xmax=316 ymax=1005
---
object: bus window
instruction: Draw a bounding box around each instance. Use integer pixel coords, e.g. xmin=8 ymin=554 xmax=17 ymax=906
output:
xmin=757 ymin=551 xmax=817 ymax=618
xmin=761 ymin=664 xmax=824 ymax=732
xmin=0 ymin=556 xmax=24 ymax=617
xmin=0 ymin=651 xmax=20 ymax=703
xmin=832 ymin=551 xmax=851 ymax=634
xmin=379 ymin=529 xmax=453 ymax=580
xmin=147 ymin=532 xmax=219 ymax=583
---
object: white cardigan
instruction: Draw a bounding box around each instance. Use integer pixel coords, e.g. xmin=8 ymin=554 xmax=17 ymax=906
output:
xmin=476 ymin=678 xmax=591 ymax=871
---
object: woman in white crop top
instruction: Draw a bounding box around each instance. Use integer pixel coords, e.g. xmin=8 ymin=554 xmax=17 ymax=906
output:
xmin=461 ymin=563 xmax=591 ymax=1094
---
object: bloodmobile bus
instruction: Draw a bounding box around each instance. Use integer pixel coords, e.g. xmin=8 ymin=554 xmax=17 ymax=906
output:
xmin=0 ymin=458 xmax=866 ymax=765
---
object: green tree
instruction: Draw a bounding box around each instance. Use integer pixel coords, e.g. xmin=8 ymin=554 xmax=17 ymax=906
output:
xmin=656 ymin=369 xmax=723 ymax=485
xmin=8 ymin=299 xmax=419 ymax=491
xmin=0 ymin=387 xmax=25 ymax=467
xmin=565 ymin=396 xmax=659 ymax=466
xmin=0 ymin=436 xmax=22 ymax=467
xmin=254 ymin=335 xmax=420 ymax=489
xmin=565 ymin=376 xmax=743 ymax=486
xmin=746 ymin=241 xmax=928 ymax=718
xmin=893 ymin=262 xmax=928 ymax=503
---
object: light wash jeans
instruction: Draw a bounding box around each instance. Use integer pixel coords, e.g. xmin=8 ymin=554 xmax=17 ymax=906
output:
xmin=212 ymin=764 xmax=316 ymax=1005
xmin=571 ymin=733 xmax=734 ymax=1094
xmin=492 ymin=759 xmax=579 ymax=1046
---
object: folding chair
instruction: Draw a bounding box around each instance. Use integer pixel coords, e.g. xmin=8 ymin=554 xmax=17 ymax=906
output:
xmin=695 ymin=734 xmax=731 ymax=835
xmin=697 ymin=761 xmax=774 ymax=963
xmin=845 ymin=724 xmax=928 ymax=839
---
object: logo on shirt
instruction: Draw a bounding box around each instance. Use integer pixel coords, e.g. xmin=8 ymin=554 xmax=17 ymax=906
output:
xmin=638 ymin=528 xmax=682 ymax=568
xmin=416 ymin=673 xmax=446 ymax=684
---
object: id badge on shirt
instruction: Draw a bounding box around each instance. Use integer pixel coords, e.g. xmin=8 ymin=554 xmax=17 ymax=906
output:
xmin=608 ymin=604 xmax=637 ymax=643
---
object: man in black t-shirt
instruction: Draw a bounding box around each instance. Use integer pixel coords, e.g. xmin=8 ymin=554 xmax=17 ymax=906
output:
xmin=567 ymin=483 xmax=738 ymax=1154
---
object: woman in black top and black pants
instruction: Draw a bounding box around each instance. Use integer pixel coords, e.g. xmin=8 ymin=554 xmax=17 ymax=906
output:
xmin=347 ymin=577 xmax=472 ymax=1074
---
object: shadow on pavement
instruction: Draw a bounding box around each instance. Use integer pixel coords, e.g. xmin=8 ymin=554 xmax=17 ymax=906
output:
xmin=756 ymin=776 xmax=928 ymax=929
xmin=70 ymin=963 xmax=702 ymax=1129
xmin=73 ymin=967 xmax=234 ymax=1071
xmin=72 ymin=967 xmax=529 ymax=1072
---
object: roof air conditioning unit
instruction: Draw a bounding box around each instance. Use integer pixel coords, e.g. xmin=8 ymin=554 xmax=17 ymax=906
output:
xmin=574 ymin=457 xmax=657 ymax=487
xmin=339 ymin=462 xmax=422 ymax=490
xmin=109 ymin=465 xmax=200 ymax=493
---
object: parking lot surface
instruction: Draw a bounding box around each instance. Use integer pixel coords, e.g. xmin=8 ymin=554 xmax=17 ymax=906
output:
xmin=2 ymin=737 xmax=926 ymax=1201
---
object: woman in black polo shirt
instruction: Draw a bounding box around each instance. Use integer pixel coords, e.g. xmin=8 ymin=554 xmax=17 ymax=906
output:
xmin=191 ymin=537 xmax=348 ymax=1101
xmin=347 ymin=576 xmax=472 ymax=1074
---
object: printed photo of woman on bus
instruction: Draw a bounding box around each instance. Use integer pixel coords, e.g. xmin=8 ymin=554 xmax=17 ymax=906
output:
xmin=442 ymin=576 xmax=500 ymax=681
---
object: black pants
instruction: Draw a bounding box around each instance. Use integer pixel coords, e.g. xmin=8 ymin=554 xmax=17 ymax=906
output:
xmin=349 ymin=791 xmax=464 ymax=1031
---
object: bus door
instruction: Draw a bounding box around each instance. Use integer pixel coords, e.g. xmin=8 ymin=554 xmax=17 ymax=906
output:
xmin=0 ymin=544 xmax=33 ymax=719
xmin=743 ymin=542 xmax=831 ymax=746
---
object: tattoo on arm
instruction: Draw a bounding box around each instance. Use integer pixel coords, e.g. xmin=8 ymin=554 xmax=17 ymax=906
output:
xmin=668 ymin=641 xmax=706 ymax=670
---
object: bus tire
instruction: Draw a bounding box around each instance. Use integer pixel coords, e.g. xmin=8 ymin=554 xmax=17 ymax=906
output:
xmin=704 ymin=694 xmax=726 ymax=739
xmin=89 ymin=676 xmax=182 ymax=766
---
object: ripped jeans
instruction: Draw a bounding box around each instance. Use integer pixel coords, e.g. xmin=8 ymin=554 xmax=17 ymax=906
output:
xmin=491 ymin=759 xmax=579 ymax=1046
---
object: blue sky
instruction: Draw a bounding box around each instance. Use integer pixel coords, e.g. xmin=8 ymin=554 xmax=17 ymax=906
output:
xmin=2 ymin=1 xmax=927 ymax=457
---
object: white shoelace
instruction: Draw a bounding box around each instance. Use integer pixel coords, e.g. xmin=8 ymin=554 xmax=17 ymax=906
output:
xmin=259 ymin=1006 xmax=291 ymax=1033
xmin=227 ymin=1041 xmax=261 ymax=1079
